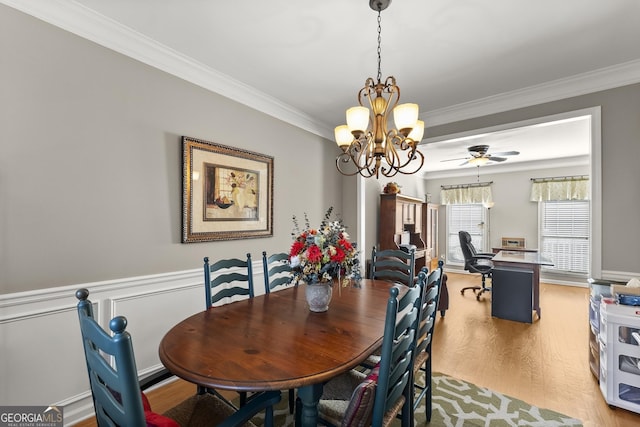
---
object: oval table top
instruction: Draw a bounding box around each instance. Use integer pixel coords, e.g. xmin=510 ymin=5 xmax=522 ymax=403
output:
xmin=158 ymin=279 xmax=403 ymax=392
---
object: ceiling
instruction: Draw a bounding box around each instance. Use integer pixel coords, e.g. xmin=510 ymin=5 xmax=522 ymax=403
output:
xmin=6 ymin=0 xmax=640 ymax=176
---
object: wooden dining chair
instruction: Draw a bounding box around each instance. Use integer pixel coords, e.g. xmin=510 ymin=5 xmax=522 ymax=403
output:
xmin=308 ymin=280 xmax=422 ymax=427
xmin=261 ymin=250 xmax=297 ymax=414
xmin=261 ymin=251 xmax=295 ymax=294
xmin=75 ymin=288 xmax=281 ymax=427
xmin=412 ymin=260 xmax=443 ymax=423
xmin=204 ymin=255 xmax=262 ymax=408
xmin=204 ymin=254 xmax=255 ymax=309
xmin=370 ymin=246 xmax=416 ymax=287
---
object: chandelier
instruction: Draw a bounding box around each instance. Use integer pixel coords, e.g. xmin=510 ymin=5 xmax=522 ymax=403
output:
xmin=334 ymin=0 xmax=425 ymax=178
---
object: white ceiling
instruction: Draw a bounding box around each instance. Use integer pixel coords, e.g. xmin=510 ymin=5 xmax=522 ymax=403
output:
xmin=5 ymin=0 xmax=640 ymax=175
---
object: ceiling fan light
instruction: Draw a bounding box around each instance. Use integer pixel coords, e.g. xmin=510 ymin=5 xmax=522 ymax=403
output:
xmin=407 ymin=120 xmax=424 ymax=142
xmin=469 ymin=156 xmax=489 ymax=166
xmin=346 ymin=106 xmax=369 ymax=134
xmin=393 ymin=103 xmax=419 ymax=134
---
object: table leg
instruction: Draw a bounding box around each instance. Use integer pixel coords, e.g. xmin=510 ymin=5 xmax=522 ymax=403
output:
xmin=296 ymin=383 xmax=323 ymax=427
xmin=533 ymin=264 xmax=541 ymax=320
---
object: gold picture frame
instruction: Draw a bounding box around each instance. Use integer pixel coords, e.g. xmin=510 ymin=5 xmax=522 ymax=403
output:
xmin=182 ymin=136 xmax=273 ymax=242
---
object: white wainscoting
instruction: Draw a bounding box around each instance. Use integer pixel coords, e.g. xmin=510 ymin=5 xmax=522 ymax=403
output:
xmin=0 ymin=262 xmax=269 ymax=426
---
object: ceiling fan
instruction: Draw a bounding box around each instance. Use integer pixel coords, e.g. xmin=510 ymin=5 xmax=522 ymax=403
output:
xmin=441 ymin=144 xmax=520 ymax=166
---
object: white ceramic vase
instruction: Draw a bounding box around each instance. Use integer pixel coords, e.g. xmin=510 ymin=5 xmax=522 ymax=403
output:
xmin=304 ymin=282 xmax=333 ymax=312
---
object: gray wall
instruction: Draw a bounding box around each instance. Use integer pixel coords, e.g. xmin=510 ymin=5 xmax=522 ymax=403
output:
xmin=366 ymin=82 xmax=640 ymax=278
xmin=2 ymin=4 xmax=639 ymax=295
xmin=423 ymin=84 xmax=640 ymax=275
xmin=0 ymin=6 xmax=345 ymax=293
xmin=423 ymin=165 xmax=589 ymax=258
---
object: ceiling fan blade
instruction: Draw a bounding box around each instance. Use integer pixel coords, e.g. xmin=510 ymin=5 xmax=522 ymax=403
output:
xmin=489 ymin=156 xmax=507 ymax=162
xmin=458 ymin=160 xmax=470 ymax=166
xmin=440 ymin=157 xmax=469 ymax=162
xmin=489 ymin=150 xmax=519 ymax=156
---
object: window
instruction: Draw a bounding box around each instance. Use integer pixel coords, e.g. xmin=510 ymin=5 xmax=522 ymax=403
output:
xmin=540 ymin=200 xmax=590 ymax=274
xmin=447 ymin=204 xmax=486 ymax=264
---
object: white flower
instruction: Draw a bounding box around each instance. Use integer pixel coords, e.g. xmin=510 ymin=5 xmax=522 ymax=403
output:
xmin=290 ymin=255 xmax=300 ymax=269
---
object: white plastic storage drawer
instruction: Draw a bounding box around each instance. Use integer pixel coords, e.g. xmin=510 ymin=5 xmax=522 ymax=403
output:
xmin=599 ymin=303 xmax=640 ymax=414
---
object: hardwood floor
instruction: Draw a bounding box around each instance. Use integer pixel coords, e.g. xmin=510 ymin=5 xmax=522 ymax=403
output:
xmin=432 ymin=272 xmax=638 ymax=427
xmin=72 ymin=272 xmax=640 ymax=426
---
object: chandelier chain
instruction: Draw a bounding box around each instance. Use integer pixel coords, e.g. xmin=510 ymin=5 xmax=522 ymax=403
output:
xmin=377 ymin=11 xmax=382 ymax=83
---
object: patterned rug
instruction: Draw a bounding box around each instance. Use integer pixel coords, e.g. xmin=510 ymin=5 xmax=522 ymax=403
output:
xmin=425 ymin=372 xmax=582 ymax=426
xmin=245 ymin=372 xmax=583 ymax=426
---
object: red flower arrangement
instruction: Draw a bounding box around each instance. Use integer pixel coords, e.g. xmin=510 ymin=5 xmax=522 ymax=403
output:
xmin=289 ymin=207 xmax=360 ymax=286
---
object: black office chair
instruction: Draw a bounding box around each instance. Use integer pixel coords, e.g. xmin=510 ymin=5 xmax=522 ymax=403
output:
xmin=459 ymin=230 xmax=494 ymax=300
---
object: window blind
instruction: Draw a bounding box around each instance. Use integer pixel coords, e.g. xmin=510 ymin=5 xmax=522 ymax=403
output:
xmin=541 ymin=200 xmax=590 ymax=274
xmin=447 ymin=204 xmax=486 ymax=264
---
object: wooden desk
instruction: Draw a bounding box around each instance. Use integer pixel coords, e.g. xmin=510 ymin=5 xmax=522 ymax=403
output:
xmin=159 ymin=280 xmax=404 ymax=427
xmin=491 ymin=251 xmax=554 ymax=323
xmin=491 ymin=247 xmax=539 ymax=254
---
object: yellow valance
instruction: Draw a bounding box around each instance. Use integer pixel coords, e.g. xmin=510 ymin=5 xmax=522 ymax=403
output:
xmin=530 ymin=176 xmax=589 ymax=201
xmin=441 ymin=182 xmax=493 ymax=205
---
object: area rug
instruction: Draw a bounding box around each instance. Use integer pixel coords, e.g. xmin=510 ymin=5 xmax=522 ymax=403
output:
xmin=244 ymin=372 xmax=583 ymax=426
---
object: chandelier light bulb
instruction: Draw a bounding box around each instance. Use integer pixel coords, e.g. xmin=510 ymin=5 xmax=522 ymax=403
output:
xmin=393 ymin=103 xmax=419 ymax=134
xmin=346 ymin=106 xmax=369 ymax=134
xmin=408 ymin=120 xmax=425 ymax=142
xmin=334 ymin=125 xmax=353 ymax=149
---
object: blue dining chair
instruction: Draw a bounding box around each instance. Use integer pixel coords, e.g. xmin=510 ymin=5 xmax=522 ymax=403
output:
xmin=412 ymin=260 xmax=444 ymax=423
xmin=262 ymin=251 xmax=298 ymax=414
xmin=203 ymin=254 xmax=279 ymax=417
xmin=261 ymin=250 xmax=297 ymax=414
xmin=262 ymin=251 xmax=295 ymax=294
xmin=370 ymin=246 xmax=416 ymax=287
xmin=310 ymin=278 xmax=423 ymax=427
xmin=204 ymin=254 xmax=255 ymax=309
xmin=75 ymin=288 xmax=281 ymax=427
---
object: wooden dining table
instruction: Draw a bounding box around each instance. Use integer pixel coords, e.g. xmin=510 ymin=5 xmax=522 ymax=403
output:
xmin=158 ymin=279 xmax=404 ymax=426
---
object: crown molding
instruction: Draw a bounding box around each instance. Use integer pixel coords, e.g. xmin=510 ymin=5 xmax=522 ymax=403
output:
xmin=1 ymin=0 xmax=334 ymax=139
xmin=420 ymin=155 xmax=590 ymax=180
xmin=424 ymin=59 xmax=640 ymax=127
xmin=4 ymin=0 xmax=640 ymax=136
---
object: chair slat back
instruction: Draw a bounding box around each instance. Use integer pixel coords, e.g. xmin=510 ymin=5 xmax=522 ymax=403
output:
xmin=412 ymin=261 xmax=444 ymax=418
xmin=416 ymin=264 xmax=442 ymax=356
xmin=372 ymin=282 xmax=422 ymax=427
xmin=204 ymin=255 xmax=255 ymax=308
xmin=262 ymin=251 xmax=294 ymax=294
xmin=76 ymin=289 xmax=146 ymax=427
xmin=370 ymin=247 xmax=416 ymax=287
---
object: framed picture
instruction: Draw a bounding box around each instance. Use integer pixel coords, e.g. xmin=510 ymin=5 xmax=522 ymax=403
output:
xmin=182 ymin=136 xmax=273 ymax=242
